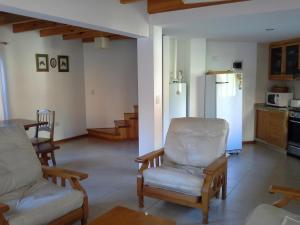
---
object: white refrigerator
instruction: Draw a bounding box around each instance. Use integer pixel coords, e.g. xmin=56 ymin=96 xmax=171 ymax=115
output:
xmin=205 ymin=73 xmax=243 ymax=152
xmin=169 ymin=83 xmax=187 ymax=119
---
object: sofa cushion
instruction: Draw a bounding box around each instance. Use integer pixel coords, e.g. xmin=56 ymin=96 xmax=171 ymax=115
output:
xmin=1 ymin=178 xmax=83 ymax=225
xmin=143 ymin=162 xmax=204 ymax=196
xmin=165 ymin=118 xmax=229 ymax=167
xmin=0 ymin=126 xmax=42 ymax=196
xmin=245 ymin=204 xmax=300 ymax=225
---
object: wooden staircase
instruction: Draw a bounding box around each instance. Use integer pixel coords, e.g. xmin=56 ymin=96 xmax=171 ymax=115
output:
xmin=87 ymin=105 xmax=138 ymax=141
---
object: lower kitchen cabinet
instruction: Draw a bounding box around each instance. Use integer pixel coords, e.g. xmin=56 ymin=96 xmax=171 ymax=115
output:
xmin=256 ymin=109 xmax=289 ymax=149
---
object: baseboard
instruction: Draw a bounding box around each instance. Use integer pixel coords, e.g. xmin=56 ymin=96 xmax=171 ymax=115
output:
xmin=54 ymin=134 xmax=88 ymax=145
xmin=242 ymin=140 xmax=256 ymax=145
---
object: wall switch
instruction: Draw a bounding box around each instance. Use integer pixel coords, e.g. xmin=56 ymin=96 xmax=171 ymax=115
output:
xmin=91 ymin=89 xmax=95 ymax=95
xmin=155 ymin=95 xmax=160 ymax=104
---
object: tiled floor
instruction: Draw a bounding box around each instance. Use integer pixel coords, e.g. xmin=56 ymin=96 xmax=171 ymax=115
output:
xmin=56 ymin=137 xmax=300 ymax=225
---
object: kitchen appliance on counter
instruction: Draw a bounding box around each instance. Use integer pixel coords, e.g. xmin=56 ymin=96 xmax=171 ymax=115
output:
xmin=266 ymin=92 xmax=294 ymax=107
xmin=288 ymin=108 xmax=300 ymax=157
xmin=290 ymin=99 xmax=300 ymax=108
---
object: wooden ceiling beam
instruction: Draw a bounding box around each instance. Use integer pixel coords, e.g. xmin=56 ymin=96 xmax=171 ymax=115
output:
xmin=13 ymin=20 xmax=62 ymax=33
xmin=120 ymin=0 xmax=143 ymax=3
xmin=148 ymin=0 xmax=249 ymax=14
xmin=0 ymin=12 xmax=33 ymax=25
xmin=40 ymin=25 xmax=88 ymax=37
xmin=63 ymin=31 xmax=112 ymax=40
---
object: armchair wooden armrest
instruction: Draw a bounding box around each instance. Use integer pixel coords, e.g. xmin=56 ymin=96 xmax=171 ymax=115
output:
xmin=269 ymin=185 xmax=300 ymax=208
xmin=42 ymin=166 xmax=88 ymax=181
xmin=135 ymin=148 xmax=164 ymax=173
xmin=0 ymin=203 xmax=9 ymax=214
xmin=0 ymin=203 xmax=9 ymax=225
xmin=269 ymin=185 xmax=300 ymax=198
xmin=203 ymin=155 xmax=227 ymax=176
xmin=135 ymin=148 xmax=164 ymax=163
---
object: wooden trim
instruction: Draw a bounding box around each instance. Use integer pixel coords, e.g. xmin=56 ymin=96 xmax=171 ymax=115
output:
xmin=0 ymin=12 xmax=33 ymax=25
xmin=147 ymin=0 xmax=249 ymax=14
xmin=40 ymin=25 xmax=88 ymax=37
xmin=13 ymin=20 xmax=61 ymax=33
xmin=63 ymin=31 xmax=112 ymax=40
xmin=120 ymin=0 xmax=142 ymax=3
xmin=242 ymin=141 xmax=256 ymax=145
xmin=53 ymin=134 xmax=88 ymax=145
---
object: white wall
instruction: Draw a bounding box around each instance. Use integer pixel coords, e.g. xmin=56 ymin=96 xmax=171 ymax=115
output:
xmin=0 ymin=26 xmax=87 ymax=140
xmin=189 ymin=39 xmax=207 ymax=117
xmin=138 ymin=26 xmax=163 ymax=156
xmin=206 ymin=41 xmax=258 ymax=141
xmin=84 ymin=39 xmax=138 ymax=128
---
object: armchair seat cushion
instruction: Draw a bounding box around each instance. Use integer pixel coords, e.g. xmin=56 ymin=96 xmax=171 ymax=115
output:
xmin=143 ymin=164 xmax=204 ymax=196
xmin=1 ymin=179 xmax=83 ymax=225
xmin=245 ymin=204 xmax=300 ymax=225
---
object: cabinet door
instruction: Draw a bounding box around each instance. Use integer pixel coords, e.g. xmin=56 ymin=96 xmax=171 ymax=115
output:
xmin=256 ymin=110 xmax=268 ymax=141
xmin=286 ymin=44 xmax=299 ymax=75
xmin=267 ymin=111 xmax=288 ymax=149
xmin=270 ymin=47 xmax=283 ymax=76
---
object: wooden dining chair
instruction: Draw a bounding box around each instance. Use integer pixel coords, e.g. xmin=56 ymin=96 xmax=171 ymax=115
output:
xmin=31 ymin=109 xmax=57 ymax=165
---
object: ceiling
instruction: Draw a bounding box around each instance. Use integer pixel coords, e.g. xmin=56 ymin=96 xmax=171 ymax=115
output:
xmin=163 ymin=8 xmax=300 ymax=43
xmin=150 ymin=0 xmax=300 ymax=43
xmin=0 ymin=11 xmax=131 ymax=43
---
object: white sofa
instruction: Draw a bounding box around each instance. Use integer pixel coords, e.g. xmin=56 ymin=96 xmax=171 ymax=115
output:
xmin=0 ymin=125 xmax=88 ymax=225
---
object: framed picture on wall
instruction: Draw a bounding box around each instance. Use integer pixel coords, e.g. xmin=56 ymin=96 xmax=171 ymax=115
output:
xmin=58 ymin=55 xmax=69 ymax=72
xmin=35 ymin=54 xmax=49 ymax=72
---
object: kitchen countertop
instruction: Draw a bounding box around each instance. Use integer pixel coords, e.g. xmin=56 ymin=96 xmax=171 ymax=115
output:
xmin=255 ymin=103 xmax=289 ymax=112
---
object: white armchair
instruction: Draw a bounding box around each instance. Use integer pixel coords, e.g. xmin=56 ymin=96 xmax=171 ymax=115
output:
xmin=136 ymin=118 xmax=229 ymax=224
xmin=245 ymin=185 xmax=300 ymax=225
xmin=0 ymin=125 xmax=88 ymax=225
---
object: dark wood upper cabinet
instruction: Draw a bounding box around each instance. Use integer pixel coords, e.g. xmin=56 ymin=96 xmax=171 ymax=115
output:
xmin=286 ymin=44 xmax=299 ymax=75
xmin=269 ymin=38 xmax=300 ymax=81
xmin=270 ymin=47 xmax=282 ymax=76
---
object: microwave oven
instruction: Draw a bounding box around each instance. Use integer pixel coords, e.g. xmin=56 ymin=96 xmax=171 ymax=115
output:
xmin=266 ymin=92 xmax=294 ymax=107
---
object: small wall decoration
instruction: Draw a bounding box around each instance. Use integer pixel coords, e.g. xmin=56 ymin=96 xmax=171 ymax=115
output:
xmin=50 ymin=58 xmax=57 ymax=68
xmin=35 ymin=54 xmax=49 ymax=72
xmin=58 ymin=55 xmax=69 ymax=72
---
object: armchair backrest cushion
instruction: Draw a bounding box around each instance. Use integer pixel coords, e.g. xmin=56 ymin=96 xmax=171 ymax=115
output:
xmin=165 ymin=118 xmax=229 ymax=167
xmin=0 ymin=125 xmax=42 ymax=196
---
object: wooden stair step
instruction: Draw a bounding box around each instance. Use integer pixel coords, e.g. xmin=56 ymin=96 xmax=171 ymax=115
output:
xmin=87 ymin=128 xmax=126 ymax=140
xmin=124 ymin=113 xmax=138 ymax=120
xmin=89 ymin=128 xmax=118 ymax=135
xmin=114 ymin=120 xmax=129 ymax=128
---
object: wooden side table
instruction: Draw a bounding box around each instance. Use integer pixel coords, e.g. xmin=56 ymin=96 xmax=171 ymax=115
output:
xmin=88 ymin=206 xmax=176 ymax=225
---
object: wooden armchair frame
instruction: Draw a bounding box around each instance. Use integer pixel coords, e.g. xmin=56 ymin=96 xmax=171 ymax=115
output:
xmin=135 ymin=148 xmax=227 ymax=224
xmin=0 ymin=167 xmax=88 ymax=225
xmin=269 ymin=185 xmax=300 ymax=208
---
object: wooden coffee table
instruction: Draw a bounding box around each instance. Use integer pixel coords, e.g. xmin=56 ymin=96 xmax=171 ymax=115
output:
xmin=88 ymin=206 xmax=176 ymax=225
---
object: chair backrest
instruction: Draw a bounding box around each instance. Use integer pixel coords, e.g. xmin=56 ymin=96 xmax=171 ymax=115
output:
xmin=0 ymin=125 xmax=42 ymax=196
xmin=164 ymin=117 xmax=229 ymax=168
xmin=35 ymin=109 xmax=55 ymax=140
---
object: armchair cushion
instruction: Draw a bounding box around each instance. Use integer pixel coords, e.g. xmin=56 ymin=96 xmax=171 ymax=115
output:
xmin=0 ymin=126 xmax=42 ymax=196
xmin=245 ymin=204 xmax=300 ymax=225
xmin=1 ymin=178 xmax=83 ymax=225
xmin=143 ymin=162 xmax=204 ymax=196
xmin=165 ymin=118 xmax=229 ymax=167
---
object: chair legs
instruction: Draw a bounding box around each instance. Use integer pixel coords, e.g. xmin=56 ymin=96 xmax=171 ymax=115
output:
xmin=202 ymin=207 xmax=209 ymax=224
xmin=138 ymin=195 xmax=144 ymax=208
xmin=51 ymin=151 xmax=57 ymax=166
xmin=222 ymin=172 xmax=227 ymax=200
